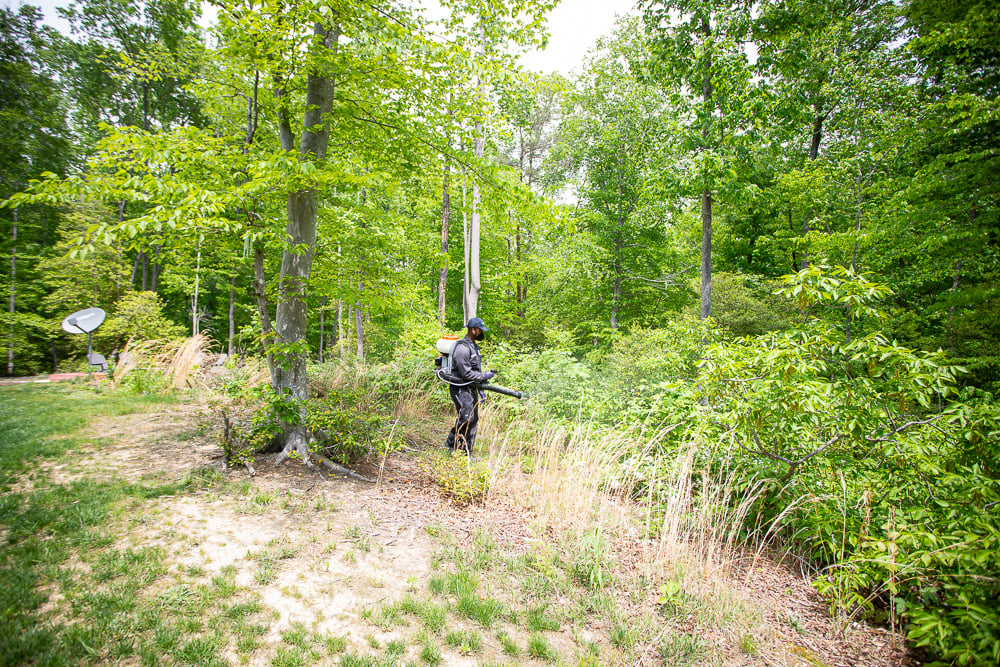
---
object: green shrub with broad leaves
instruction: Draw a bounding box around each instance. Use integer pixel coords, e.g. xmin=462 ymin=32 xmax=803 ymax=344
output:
xmin=671 ymin=265 xmax=1000 ymax=666
xmin=304 ymin=391 xmax=388 ymax=465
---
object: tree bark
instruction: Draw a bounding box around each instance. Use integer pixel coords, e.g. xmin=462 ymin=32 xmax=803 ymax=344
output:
xmin=699 ymin=14 xmax=713 ymax=321
xmin=801 ymin=108 xmax=825 ymax=270
xmin=338 ymin=298 xmax=344 ymax=360
xmin=318 ymin=296 xmax=325 ymax=363
xmin=7 ymin=207 xmax=16 ymax=376
xmin=252 ymin=240 xmax=276 ymax=387
xmin=355 ymin=299 xmax=364 ymax=361
xmin=464 ymin=123 xmax=484 ymax=321
xmin=192 ymin=243 xmax=201 ymax=336
xmin=438 ymin=125 xmax=452 ymax=326
xmin=272 ymin=21 xmax=340 ymax=464
xmin=462 ymin=165 xmax=471 ymax=324
xmin=228 ymin=271 xmax=236 ymax=356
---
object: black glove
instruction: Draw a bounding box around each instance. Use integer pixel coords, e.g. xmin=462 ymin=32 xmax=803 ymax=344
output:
xmin=483 ymin=371 xmax=495 ymax=380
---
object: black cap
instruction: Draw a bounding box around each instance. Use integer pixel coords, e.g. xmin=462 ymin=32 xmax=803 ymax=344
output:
xmin=466 ymin=317 xmax=488 ymax=331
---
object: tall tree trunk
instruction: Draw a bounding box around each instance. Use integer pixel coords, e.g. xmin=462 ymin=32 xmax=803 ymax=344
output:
xmin=462 ymin=166 xmax=471 ymax=324
xmin=273 ymin=21 xmax=340 ymax=464
xmin=130 ymin=253 xmax=140 ymax=288
xmin=318 ymin=296 xmax=326 ymax=362
xmin=151 ymin=244 xmax=161 ymax=292
xmin=438 ymin=142 xmax=452 ymax=326
xmin=464 ymin=123 xmax=483 ymax=321
xmin=337 ymin=299 xmax=344 ymax=360
xmin=699 ymin=14 xmax=713 ymax=321
xmin=252 ymin=241 xmax=276 ymax=387
xmin=701 ymin=191 xmax=712 ymax=320
xmin=355 ymin=301 xmax=364 ymax=361
xmin=801 ymin=108 xmax=825 ymax=270
xmin=192 ymin=243 xmax=201 ymax=336
xmin=228 ymin=271 xmax=236 ymax=356
xmin=7 ymin=207 xmax=16 ymax=376
xmin=948 ymin=257 xmax=963 ymax=355
xmin=141 ymin=251 xmax=149 ymax=291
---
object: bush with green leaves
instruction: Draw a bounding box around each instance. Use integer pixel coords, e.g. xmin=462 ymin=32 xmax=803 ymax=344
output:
xmin=680 ymin=265 xmax=1000 ymax=666
xmin=304 ymin=391 xmax=389 ymax=465
xmin=97 ymin=291 xmax=185 ymax=351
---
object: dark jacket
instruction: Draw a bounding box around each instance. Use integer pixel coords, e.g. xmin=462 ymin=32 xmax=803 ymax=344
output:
xmin=451 ymin=337 xmax=491 ymax=383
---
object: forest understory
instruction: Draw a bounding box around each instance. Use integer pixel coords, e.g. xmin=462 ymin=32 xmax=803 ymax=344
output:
xmin=0 ymin=383 xmax=914 ymax=667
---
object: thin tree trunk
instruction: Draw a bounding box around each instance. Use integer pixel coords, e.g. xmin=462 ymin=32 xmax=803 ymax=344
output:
xmin=699 ymin=14 xmax=713 ymax=321
xmin=346 ymin=302 xmax=353 ymax=359
xmin=355 ymin=300 xmax=364 ymax=361
xmin=465 ymin=123 xmax=483 ymax=321
xmin=948 ymin=260 xmax=963 ymax=355
xmin=151 ymin=244 xmax=161 ymax=292
xmin=438 ymin=120 xmax=452 ymax=326
xmin=701 ymin=191 xmax=712 ymax=320
xmin=318 ymin=296 xmax=326 ymax=362
xmin=801 ymin=109 xmax=825 ymax=271
xmin=462 ymin=166 xmax=470 ymax=324
xmin=252 ymin=241 xmax=276 ymax=386
xmin=228 ymin=271 xmax=236 ymax=356
xmin=192 ymin=243 xmax=201 ymax=336
xmin=130 ymin=253 xmax=140 ymax=288
xmin=7 ymin=207 xmax=16 ymax=376
xmin=141 ymin=252 xmax=149 ymax=291
xmin=337 ymin=299 xmax=344 ymax=361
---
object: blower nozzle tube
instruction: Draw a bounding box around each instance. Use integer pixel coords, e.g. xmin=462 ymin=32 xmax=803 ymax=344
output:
xmin=480 ymin=383 xmax=522 ymax=399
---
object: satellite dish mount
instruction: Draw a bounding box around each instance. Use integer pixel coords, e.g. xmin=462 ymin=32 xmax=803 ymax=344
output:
xmin=61 ymin=308 xmax=107 ymax=376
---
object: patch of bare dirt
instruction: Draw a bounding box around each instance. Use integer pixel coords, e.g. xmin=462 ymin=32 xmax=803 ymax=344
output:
xmin=41 ymin=399 xmax=915 ymax=666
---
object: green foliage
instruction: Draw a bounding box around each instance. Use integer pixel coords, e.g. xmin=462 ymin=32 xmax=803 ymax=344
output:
xmin=99 ymin=291 xmax=186 ymax=350
xmin=305 ymin=391 xmax=389 ymax=465
xmin=426 ymin=453 xmax=491 ymax=506
xmin=681 ymin=266 xmax=1000 ymax=666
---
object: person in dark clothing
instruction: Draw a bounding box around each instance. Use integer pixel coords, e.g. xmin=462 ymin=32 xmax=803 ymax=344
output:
xmin=446 ymin=317 xmax=495 ymax=455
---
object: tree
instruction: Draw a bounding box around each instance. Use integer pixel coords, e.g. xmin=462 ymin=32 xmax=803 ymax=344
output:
xmin=643 ymin=0 xmax=758 ymax=320
xmin=0 ymin=5 xmax=71 ymax=375
xmin=549 ymin=19 xmax=678 ymax=331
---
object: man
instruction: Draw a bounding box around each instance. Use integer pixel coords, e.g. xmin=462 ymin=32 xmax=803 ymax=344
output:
xmin=446 ymin=317 xmax=495 ymax=455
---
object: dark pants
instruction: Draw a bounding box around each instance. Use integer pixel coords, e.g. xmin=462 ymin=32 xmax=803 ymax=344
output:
xmin=446 ymin=385 xmax=479 ymax=454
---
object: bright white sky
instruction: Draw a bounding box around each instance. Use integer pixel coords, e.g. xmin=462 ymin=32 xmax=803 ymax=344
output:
xmin=12 ymin=0 xmax=638 ymax=77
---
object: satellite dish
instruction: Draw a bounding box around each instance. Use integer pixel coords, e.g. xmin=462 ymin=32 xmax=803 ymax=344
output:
xmin=61 ymin=308 xmax=106 ymax=334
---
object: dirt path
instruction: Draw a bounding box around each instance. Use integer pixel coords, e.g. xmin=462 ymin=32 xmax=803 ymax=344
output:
xmin=47 ymin=399 xmax=913 ymax=666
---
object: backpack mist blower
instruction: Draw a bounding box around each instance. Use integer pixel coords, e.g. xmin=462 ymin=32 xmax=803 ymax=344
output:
xmin=434 ymin=335 xmax=523 ymax=399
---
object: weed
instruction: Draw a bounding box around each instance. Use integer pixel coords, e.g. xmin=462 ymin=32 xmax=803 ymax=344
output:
xmin=324 ymin=634 xmax=349 ymax=654
xmin=444 ymin=629 xmax=482 ymax=654
xmin=527 ymin=634 xmax=558 ymax=662
xmin=385 ymin=638 xmax=406 ymax=658
xmin=427 ymin=574 xmax=446 ymax=596
xmin=658 ymin=632 xmax=706 ymax=665
xmin=609 ymin=621 xmax=637 ymax=651
xmin=740 ymin=632 xmax=759 ymax=655
xmin=419 ymin=640 xmax=442 ymax=666
xmin=271 ymin=646 xmax=306 ymax=667
xmin=457 ymin=594 xmax=505 ymax=628
xmin=525 ymin=603 xmax=560 ymax=632
xmin=497 ymin=630 xmax=519 ymax=656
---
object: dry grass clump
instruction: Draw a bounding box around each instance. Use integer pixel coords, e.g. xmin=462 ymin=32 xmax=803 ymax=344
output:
xmin=481 ymin=407 xmax=784 ymax=643
xmin=112 ymin=334 xmax=215 ymax=391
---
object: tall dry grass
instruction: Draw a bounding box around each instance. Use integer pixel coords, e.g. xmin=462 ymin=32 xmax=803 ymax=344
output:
xmin=112 ymin=334 xmax=213 ymax=391
xmin=480 ymin=405 xmax=791 ymax=617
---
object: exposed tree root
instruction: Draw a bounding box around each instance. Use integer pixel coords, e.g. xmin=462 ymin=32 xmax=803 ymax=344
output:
xmin=312 ymin=452 xmax=375 ymax=483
